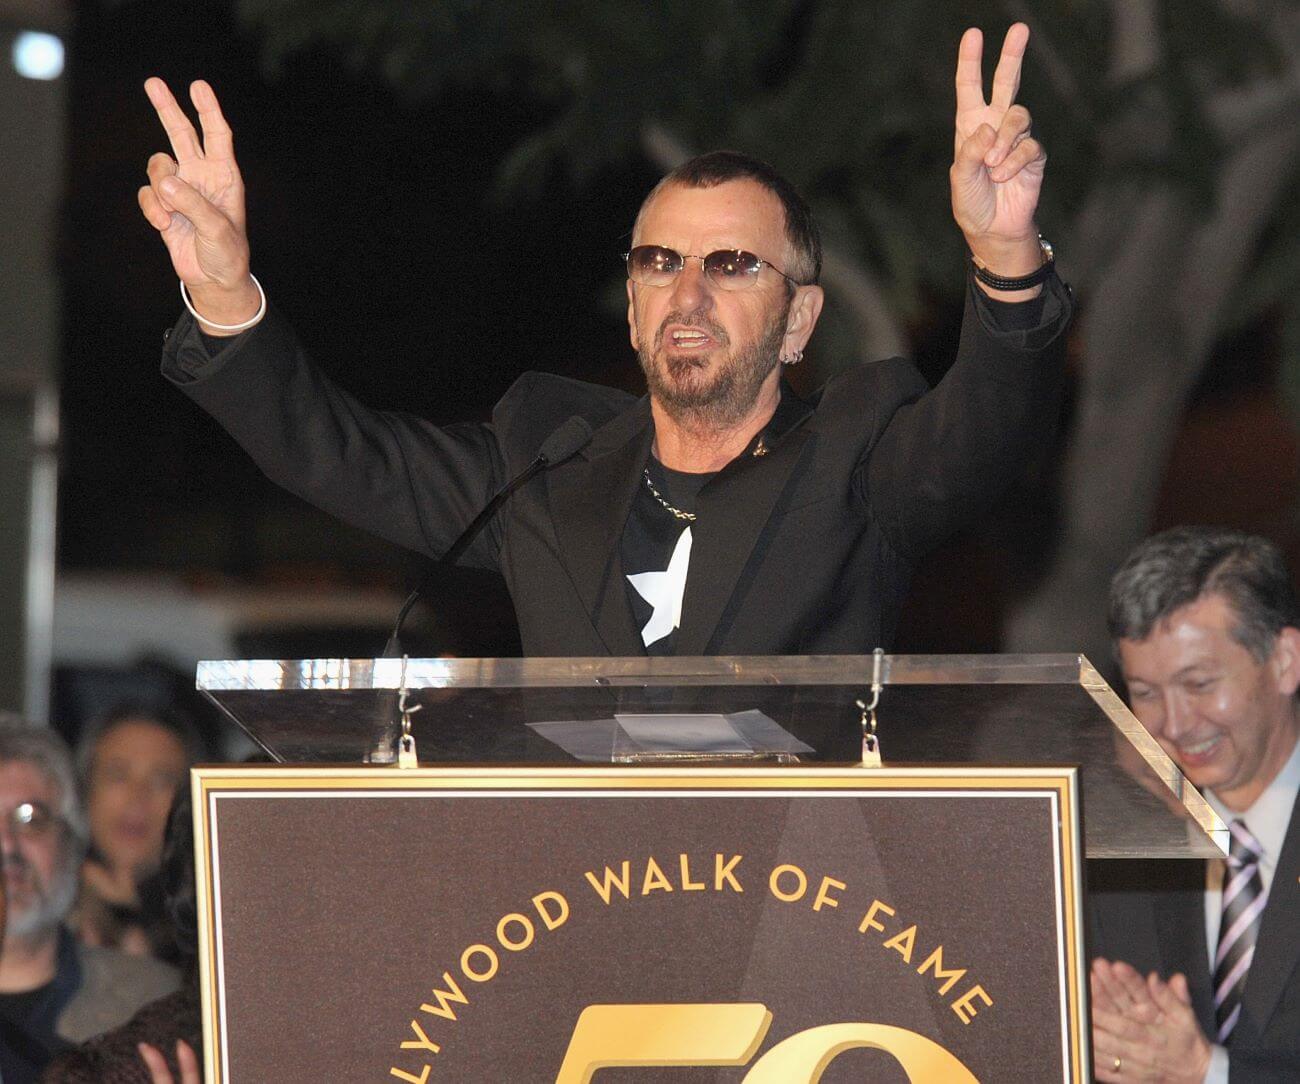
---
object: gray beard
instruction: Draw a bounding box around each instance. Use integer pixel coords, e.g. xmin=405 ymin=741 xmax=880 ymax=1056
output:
xmin=5 ymin=855 xmax=79 ymax=940
xmin=639 ymin=302 xmax=789 ymax=432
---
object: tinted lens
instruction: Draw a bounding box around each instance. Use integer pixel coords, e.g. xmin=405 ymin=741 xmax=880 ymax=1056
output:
xmin=10 ymin=801 xmax=56 ymax=836
xmin=626 ymin=245 xmax=683 ymax=285
xmin=702 ymin=250 xmax=763 ymax=289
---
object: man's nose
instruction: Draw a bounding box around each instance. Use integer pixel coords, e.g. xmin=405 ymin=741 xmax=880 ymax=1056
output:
xmin=669 ymin=258 xmax=713 ymax=311
xmin=0 ymin=821 xmax=20 ymax=860
xmin=1156 ymin=690 xmax=1191 ymax=739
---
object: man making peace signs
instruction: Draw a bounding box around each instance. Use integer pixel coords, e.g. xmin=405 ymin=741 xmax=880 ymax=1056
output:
xmin=140 ymin=24 xmax=1071 ymax=657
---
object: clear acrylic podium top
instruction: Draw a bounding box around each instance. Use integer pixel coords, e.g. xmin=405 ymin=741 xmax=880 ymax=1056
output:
xmin=196 ymin=652 xmax=1225 ymax=860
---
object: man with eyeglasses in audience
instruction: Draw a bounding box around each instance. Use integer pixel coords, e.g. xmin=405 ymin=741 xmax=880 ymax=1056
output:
xmin=140 ymin=23 xmax=1070 ymax=656
xmin=0 ymin=720 xmax=176 ymax=1084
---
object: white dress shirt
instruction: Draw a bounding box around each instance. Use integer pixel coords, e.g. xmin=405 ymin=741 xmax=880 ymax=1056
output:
xmin=1199 ymin=735 xmax=1300 ymax=1083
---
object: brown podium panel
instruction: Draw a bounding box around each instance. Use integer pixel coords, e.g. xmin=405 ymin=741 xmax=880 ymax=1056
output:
xmin=194 ymin=765 xmax=1088 ymax=1082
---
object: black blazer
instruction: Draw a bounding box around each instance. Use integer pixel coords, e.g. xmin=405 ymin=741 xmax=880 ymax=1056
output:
xmin=1088 ymin=801 xmax=1300 ymax=1080
xmin=163 ymin=277 xmax=1071 ymax=656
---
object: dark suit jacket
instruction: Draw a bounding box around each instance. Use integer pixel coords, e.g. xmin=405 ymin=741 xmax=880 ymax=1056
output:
xmin=1088 ymin=801 xmax=1300 ymax=1080
xmin=162 ymin=277 xmax=1070 ymax=656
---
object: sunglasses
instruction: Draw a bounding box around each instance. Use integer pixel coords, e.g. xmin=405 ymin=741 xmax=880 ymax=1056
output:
xmin=624 ymin=245 xmax=801 ymax=291
xmin=2 ymin=800 xmax=65 ymax=839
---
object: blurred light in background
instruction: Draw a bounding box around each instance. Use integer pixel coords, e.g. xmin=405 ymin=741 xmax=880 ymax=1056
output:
xmin=12 ymin=31 xmax=64 ymax=81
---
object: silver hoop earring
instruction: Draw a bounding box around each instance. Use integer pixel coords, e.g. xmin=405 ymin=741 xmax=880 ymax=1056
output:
xmin=781 ymin=349 xmax=803 ymax=366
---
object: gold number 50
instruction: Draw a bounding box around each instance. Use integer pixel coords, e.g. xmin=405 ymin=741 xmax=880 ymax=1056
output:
xmin=556 ymin=1003 xmax=979 ymax=1082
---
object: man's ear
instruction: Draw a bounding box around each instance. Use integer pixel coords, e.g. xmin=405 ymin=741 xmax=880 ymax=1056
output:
xmin=1272 ymin=626 xmax=1300 ymax=696
xmin=782 ymin=284 xmax=825 ymax=357
xmin=626 ymin=280 xmax=640 ymax=352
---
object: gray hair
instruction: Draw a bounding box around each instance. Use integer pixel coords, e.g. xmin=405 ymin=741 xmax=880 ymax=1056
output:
xmin=1108 ymin=526 xmax=1300 ymax=661
xmin=0 ymin=714 xmax=89 ymax=849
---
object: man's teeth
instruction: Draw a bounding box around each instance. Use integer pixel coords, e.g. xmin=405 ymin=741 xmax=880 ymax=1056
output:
xmin=1180 ymin=736 xmax=1220 ymax=756
xmin=672 ymin=331 xmax=710 ymax=345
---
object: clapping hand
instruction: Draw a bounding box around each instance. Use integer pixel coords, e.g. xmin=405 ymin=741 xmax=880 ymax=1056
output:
xmin=1091 ymin=958 xmax=1214 ymax=1083
xmin=138 ymin=1040 xmax=202 ymax=1084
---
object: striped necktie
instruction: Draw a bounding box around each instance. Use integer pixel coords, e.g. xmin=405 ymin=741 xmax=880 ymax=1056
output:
xmin=1213 ymin=819 xmax=1267 ymax=1043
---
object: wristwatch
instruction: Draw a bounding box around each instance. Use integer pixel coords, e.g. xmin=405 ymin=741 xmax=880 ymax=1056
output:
xmin=971 ymin=235 xmax=1054 ymax=292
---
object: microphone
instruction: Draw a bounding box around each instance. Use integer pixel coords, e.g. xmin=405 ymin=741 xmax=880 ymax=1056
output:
xmin=381 ymin=416 xmax=593 ymax=657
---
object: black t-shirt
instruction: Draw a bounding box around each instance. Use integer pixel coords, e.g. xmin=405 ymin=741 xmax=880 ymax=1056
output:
xmin=621 ymin=458 xmax=713 ymax=654
xmin=0 ymin=976 xmax=71 ymax=1084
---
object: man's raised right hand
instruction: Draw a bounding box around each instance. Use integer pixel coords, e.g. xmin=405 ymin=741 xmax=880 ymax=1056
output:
xmin=140 ymin=78 xmax=260 ymax=334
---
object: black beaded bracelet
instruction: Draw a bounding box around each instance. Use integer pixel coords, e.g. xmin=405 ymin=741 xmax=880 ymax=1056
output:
xmin=971 ymin=236 xmax=1055 ymax=292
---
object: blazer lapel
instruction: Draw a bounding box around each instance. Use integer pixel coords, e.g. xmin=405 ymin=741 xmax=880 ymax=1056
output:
xmin=673 ymin=411 xmax=814 ymax=656
xmin=547 ymin=399 xmax=652 ymax=656
xmin=1240 ymin=802 xmax=1300 ymax=1034
xmin=1153 ymin=877 xmax=1216 ymax=1036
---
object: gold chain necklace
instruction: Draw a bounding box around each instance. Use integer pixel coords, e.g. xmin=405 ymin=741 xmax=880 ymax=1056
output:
xmin=642 ymin=470 xmax=696 ymax=522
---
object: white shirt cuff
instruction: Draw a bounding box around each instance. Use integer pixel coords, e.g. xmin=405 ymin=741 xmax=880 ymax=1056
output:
xmin=1203 ymin=1043 xmax=1229 ymax=1084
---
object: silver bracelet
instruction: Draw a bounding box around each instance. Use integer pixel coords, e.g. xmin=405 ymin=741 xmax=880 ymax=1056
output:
xmin=179 ymin=273 xmax=266 ymax=332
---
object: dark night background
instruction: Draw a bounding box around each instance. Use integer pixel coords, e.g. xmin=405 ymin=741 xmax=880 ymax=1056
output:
xmin=63 ymin=0 xmax=648 ymax=654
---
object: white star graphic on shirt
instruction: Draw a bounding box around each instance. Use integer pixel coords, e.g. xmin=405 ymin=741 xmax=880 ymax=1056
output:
xmin=627 ymin=526 xmax=692 ymax=647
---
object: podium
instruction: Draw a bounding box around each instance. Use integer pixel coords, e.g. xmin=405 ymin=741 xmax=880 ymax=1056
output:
xmin=191 ymin=654 xmax=1223 ymax=1083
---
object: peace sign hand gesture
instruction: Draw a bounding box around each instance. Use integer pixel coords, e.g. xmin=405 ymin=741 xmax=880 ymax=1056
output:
xmin=950 ymin=24 xmax=1047 ymax=289
xmin=139 ymin=78 xmax=261 ymax=333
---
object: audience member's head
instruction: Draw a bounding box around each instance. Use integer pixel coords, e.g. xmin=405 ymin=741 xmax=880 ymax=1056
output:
xmin=76 ymin=702 xmax=201 ymax=884
xmin=0 ymin=718 xmax=88 ymax=946
xmin=1108 ymin=526 xmax=1300 ymax=812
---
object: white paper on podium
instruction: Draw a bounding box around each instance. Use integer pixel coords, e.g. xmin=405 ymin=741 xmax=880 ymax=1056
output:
xmin=527 ymin=709 xmax=814 ymax=762
xmin=615 ymin=712 xmax=752 ymax=753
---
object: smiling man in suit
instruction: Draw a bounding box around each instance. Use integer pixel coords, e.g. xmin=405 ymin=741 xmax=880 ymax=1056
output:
xmin=1091 ymin=527 xmax=1300 ymax=1082
xmin=139 ymin=24 xmax=1070 ymax=656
